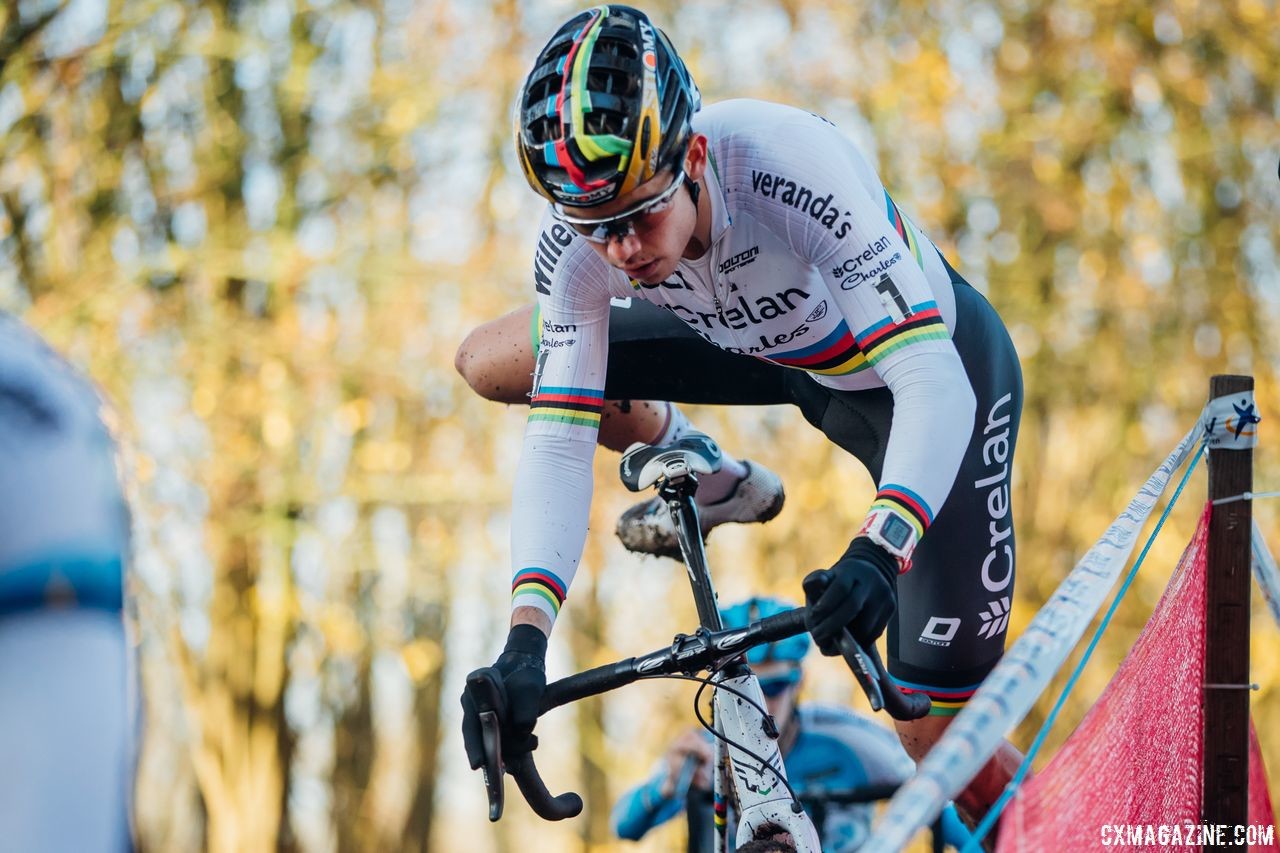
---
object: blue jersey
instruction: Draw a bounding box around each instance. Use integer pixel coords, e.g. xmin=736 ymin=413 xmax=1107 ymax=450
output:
xmin=0 ymin=313 xmax=129 ymax=615
xmin=611 ymin=703 xmax=972 ymax=851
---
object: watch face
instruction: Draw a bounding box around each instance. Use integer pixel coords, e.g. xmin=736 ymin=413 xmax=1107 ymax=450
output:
xmin=882 ymin=513 xmax=913 ymax=550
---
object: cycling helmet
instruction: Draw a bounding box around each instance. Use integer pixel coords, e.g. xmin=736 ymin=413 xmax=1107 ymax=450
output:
xmin=720 ymin=597 xmax=811 ymax=666
xmin=514 ymin=5 xmax=701 ymax=207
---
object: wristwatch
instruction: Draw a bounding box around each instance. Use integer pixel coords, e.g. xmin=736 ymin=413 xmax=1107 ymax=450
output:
xmin=856 ymin=507 xmax=918 ymax=573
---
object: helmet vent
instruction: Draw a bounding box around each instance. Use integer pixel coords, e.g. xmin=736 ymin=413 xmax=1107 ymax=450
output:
xmin=639 ymin=117 xmax=651 ymax=160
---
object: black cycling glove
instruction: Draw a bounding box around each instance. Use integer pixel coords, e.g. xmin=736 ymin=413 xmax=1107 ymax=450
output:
xmin=803 ymin=537 xmax=898 ymax=654
xmin=461 ymin=624 xmax=548 ymax=768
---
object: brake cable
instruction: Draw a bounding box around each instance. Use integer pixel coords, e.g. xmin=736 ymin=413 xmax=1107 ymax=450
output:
xmin=647 ymin=671 xmax=807 ymax=813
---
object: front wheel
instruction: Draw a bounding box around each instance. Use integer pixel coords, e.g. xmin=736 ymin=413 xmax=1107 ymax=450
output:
xmin=735 ymin=802 xmax=822 ymax=853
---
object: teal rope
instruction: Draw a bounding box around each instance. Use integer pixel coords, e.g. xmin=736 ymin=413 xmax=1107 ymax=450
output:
xmin=960 ymin=439 xmax=1207 ymax=852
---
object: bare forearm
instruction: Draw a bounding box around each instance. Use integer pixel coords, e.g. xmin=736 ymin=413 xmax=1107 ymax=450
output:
xmin=511 ymin=605 xmax=553 ymax=636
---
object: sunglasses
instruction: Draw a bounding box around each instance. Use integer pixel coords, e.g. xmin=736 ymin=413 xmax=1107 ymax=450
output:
xmin=758 ymin=672 xmax=801 ymax=699
xmin=551 ymin=170 xmax=687 ymax=244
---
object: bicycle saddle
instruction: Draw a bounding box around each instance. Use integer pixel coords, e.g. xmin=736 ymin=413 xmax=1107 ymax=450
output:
xmin=618 ymin=433 xmax=724 ymax=492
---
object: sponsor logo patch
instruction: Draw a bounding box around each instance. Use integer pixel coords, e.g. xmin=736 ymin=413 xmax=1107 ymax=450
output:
xmin=718 ymin=246 xmax=760 ymax=275
xmin=978 ymin=597 xmax=1010 ymax=639
xmin=553 ymin=183 xmax=615 ymax=206
xmin=751 ymin=170 xmax=854 ymax=239
xmin=919 ymin=616 xmax=961 ymax=647
xmin=533 ymin=224 xmax=576 ymax=295
xmin=666 ymin=287 xmax=811 ymax=333
xmin=975 ymin=393 xmax=1015 ymax=594
xmin=831 ymin=236 xmax=901 ymax=290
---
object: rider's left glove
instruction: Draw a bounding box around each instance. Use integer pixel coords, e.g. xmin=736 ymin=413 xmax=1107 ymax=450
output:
xmin=803 ymin=537 xmax=898 ymax=654
xmin=461 ymin=624 xmax=548 ymax=767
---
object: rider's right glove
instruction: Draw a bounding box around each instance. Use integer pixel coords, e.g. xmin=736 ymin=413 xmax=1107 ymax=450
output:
xmin=803 ymin=537 xmax=898 ymax=655
xmin=461 ymin=624 xmax=548 ymax=767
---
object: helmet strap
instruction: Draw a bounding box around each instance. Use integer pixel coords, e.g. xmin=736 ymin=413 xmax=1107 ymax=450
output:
xmin=684 ymin=174 xmax=701 ymax=206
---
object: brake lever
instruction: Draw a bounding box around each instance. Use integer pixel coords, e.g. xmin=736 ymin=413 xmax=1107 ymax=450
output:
xmin=466 ymin=670 xmax=508 ymax=822
xmin=837 ymin=630 xmax=886 ymax=712
xmin=836 ymin=629 xmax=932 ymax=720
xmin=863 ymin=638 xmax=932 ymax=720
xmin=478 ymin=709 xmax=505 ymax=821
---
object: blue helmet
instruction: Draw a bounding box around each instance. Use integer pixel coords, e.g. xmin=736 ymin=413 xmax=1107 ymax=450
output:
xmin=720 ymin=597 xmax=810 ymax=666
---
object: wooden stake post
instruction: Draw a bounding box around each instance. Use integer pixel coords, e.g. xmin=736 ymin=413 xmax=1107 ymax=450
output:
xmin=1203 ymin=374 xmax=1254 ymax=834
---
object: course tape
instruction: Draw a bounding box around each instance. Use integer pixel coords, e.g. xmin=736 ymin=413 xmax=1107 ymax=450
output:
xmin=1254 ymin=522 xmax=1280 ymax=629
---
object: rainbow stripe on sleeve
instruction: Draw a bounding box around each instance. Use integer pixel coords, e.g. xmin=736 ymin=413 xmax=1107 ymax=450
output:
xmin=853 ymin=302 xmax=951 ymax=367
xmin=512 ymin=568 xmax=567 ymax=619
xmin=884 ymin=189 xmax=925 ymax=270
xmin=528 ymin=385 xmax=604 ymax=430
xmin=768 ymin=319 xmax=871 ymax=377
xmin=870 ymin=484 xmax=933 ymax=540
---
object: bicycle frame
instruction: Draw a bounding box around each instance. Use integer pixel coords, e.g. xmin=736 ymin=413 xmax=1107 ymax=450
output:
xmin=712 ymin=667 xmax=822 ymax=851
xmin=653 ymin=448 xmax=821 ymax=853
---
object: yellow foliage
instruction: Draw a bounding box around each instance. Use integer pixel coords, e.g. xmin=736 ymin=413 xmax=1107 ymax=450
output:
xmin=401 ymin=638 xmax=444 ymax=684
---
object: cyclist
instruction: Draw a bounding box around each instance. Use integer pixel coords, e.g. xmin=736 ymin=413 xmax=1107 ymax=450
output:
xmin=460 ymin=4 xmax=1025 ymax=831
xmin=610 ymin=598 xmax=973 ymax=852
xmin=0 ymin=313 xmax=134 ymax=852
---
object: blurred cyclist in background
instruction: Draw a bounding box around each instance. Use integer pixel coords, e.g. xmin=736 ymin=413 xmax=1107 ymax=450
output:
xmin=0 ymin=313 xmax=134 ymax=852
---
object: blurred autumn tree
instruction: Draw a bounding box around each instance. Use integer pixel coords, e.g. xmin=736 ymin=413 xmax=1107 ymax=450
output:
xmin=0 ymin=0 xmax=1275 ymax=851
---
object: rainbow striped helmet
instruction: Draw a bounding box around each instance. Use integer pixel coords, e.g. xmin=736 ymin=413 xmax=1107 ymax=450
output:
xmin=515 ymin=5 xmax=701 ymax=208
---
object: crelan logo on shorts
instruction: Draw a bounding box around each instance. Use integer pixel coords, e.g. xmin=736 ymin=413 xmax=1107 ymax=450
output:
xmin=919 ymin=616 xmax=960 ymax=647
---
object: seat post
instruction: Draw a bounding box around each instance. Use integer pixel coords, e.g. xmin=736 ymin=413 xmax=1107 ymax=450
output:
xmin=659 ymin=472 xmax=724 ymax=632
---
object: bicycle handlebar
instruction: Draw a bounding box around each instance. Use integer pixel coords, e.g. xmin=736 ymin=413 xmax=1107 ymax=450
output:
xmin=480 ymin=607 xmax=929 ymax=822
xmin=541 ymin=606 xmax=810 ymax=712
xmin=507 ymin=753 xmax=583 ymax=821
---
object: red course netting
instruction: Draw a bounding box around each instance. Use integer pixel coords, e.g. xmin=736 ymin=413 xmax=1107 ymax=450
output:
xmin=1252 ymin=720 xmax=1278 ymax=839
xmin=997 ymin=504 xmax=1277 ymax=852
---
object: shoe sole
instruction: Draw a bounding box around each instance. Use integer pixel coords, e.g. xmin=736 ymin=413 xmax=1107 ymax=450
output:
xmin=616 ymin=482 xmax=786 ymax=562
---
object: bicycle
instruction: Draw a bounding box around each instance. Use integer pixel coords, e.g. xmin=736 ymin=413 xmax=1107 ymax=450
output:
xmin=467 ymin=434 xmax=931 ymax=852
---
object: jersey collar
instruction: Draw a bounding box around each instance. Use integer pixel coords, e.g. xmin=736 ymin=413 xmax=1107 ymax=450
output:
xmin=703 ymin=151 xmax=732 ymax=247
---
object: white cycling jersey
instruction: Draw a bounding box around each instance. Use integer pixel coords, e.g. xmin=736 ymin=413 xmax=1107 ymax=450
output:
xmin=510 ymin=100 xmax=977 ymax=624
